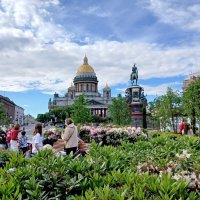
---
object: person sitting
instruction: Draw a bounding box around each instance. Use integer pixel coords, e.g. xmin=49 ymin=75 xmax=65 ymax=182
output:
xmin=43 ymin=131 xmax=57 ymax=146
xmin=18 ymin=131 xmax=28 ymax=154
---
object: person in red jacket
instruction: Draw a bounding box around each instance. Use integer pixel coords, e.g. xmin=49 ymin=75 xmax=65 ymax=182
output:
xmin=10 ymin=124 xmax=22 ymax=151
xmin=6 ymin=124 xmax=14 ymax=149
xmin=179 ymin=119 xmax=185 ymax=135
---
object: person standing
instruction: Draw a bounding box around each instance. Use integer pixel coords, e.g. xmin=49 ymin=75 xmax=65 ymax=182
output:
xmin=19 ymin=131 xmax=28 ymax=154
xmin=179 ymin=119 xmax=185 ymax=135
xmin=10 ymin=124 xmax=22 ymax=151
xmin=184 ymin=121 xmax=190 ymax=135
xmin=32 ymin=123 xmax=43 ymax=154
xmin=6 ymin=124 xmax=14 ymax=149
xmin=62 ymin=118 xmax=78 ymax=155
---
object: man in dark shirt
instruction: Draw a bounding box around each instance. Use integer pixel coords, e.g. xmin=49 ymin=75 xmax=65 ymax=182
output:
xmin=43 ymin=131 xmax=57 ymax=146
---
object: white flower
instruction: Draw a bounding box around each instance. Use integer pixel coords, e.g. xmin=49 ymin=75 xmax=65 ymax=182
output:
xmin=172 ymin=174 xmax=182 ymax=180
xmin=184 ymin=175 xmax=191 ymax=182
xmin=190 ymin=172 xmax=196 ymax=180
xmin=182 ymin=149 xmax=191 ymax=158
xmin=166 ymin=167 xmax=172 ymax=173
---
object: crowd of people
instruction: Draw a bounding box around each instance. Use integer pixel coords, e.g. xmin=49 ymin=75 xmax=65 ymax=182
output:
xmin=0 ymin=118 xmax=84 ymax=157
xmin=0 ymin=117 xmax=195 ymax=156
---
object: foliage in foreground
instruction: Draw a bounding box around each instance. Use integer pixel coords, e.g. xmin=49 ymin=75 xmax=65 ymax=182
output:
xmin=1 ymin=136 xmax=200 ymax=199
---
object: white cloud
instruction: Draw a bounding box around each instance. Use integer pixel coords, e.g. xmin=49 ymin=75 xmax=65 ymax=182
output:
xmin=141 ymin=82 xmax=182 ymax=96
xmin=0 ymin=38 xmax=200 ymax=94
xmin=0 ymin=0 xmax=200 ymax=96
xmin=82 ymin=6 xmax=110 ymax=17
xmin=0 ymin=0 xmax=69 ymax=43
xmin=116 ymin=82 xmax=182 ymax=97
xmin=146 ymin=0 xmax=200 ymax=32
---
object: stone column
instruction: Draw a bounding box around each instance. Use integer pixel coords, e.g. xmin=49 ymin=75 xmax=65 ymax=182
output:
xmin=104 ymin=108 xmax=106 ymax=117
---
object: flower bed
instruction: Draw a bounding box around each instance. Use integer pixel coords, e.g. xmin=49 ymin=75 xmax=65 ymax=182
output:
xmin=1 ymin=135 xmax=200 ymax=199
xmin=79 ymin=126 xmax=145 ymax=145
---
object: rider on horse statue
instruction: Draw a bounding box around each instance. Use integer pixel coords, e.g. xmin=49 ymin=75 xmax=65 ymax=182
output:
xmin=130 ymin=64 xmax=138 ymax=85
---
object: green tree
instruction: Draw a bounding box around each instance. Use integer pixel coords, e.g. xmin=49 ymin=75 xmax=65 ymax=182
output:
xmin=109 ymin=94 xmax=131 ymax=125
xmin=142 ymin=105 xmax=147 ymax=129
xmin=36 ymin=113 xmax=49 ymax=123
xmin=36 ymin=107 xmax=72 ymax=124
xmin=183 ymin=77 xmax=200 ymax=134
xmin=49 ymin=107 xmax=71 ymax=123
xmin=150 ymin=88 xmax=182 ymax=132
xmin=0 ymin=103 xmax=8 ymax=125
xmin=70 ymin=95 xmax=91 ymax=124
xmin=148 ymin=100 xmax=160 ymax=130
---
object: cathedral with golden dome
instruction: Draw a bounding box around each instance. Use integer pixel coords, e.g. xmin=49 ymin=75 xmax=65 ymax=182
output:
xmin=48 ymin=55 xmax=112 ymax=117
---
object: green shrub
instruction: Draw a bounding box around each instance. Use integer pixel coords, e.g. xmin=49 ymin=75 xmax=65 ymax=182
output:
xmin=1 ymin=136 xmax=200 ymax=199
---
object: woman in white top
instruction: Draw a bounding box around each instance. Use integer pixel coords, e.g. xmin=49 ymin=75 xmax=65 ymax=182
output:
xmin=32 ymin=123 xmax=43 ymax=154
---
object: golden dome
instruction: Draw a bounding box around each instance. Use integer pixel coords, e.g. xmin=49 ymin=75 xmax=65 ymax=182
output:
xmin=77 ymin=64 xmax=95 ymax=74
xmin=76 ymin=55 xmax=95 ymax=75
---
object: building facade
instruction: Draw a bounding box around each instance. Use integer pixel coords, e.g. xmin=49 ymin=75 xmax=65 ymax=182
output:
xmin=0 ymin=95 xmax=15 ymax=122
xmin=0 ymin=95 xmax=25 ymax=125
xmin=183 ymin=73 xmax=200 ymax=91
xmin=14 ymin=105 xmax=24 ymax=126
xmin=48 ymin=56 xmax=112 ymax=117
xmin=24 ymin=114 xmax=35 ymax=126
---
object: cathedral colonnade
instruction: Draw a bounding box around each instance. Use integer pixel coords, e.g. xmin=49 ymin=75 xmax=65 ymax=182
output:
xmin=91 ymin=108 xmax=107 ymax=117
xmin=75 ymin=83 xmax=98 ymax=92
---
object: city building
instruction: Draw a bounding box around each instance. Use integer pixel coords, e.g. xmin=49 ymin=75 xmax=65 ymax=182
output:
xmin=48 ymin=56 xmax=112 ymax=117
xmin=183 ymin=72 xmax=200 ymax=91
xmin=24 ymin=114 xmax=35 ymax=126
xmin=0 ymin=95 xmax=15 ymax=122
xmin=14 ymin=105 xmax=24 ymax=126
xmin=0 ymin=95 xmax=25 ymax=125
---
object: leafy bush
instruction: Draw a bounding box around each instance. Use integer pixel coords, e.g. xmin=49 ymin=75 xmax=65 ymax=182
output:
xmin=79 ymin=126 xmax=143 ymax=145
xmin=1 ymin=136 xmax=200 ymax=199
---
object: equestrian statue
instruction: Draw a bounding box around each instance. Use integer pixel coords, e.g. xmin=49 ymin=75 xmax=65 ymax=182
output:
xmin=130 ymin=64 xmax=138 ymax=85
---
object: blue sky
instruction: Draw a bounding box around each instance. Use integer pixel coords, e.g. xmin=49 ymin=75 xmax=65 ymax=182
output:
xmin=0 ymin=0 xmax=200 ymax=117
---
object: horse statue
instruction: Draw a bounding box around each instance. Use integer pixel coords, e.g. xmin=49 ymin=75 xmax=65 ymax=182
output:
xmin=130 ymin=64 xmax=138 ymax=85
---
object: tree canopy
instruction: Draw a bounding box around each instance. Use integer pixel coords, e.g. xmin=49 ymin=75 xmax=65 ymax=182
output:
xmin=70 ymin=94 xmax=91 ymax=124
xmin=109 ymin=94 xmax=131 ymax=126
xmin=149 ymin=87 xmax=182 ymax=132
xmin=183 ymin=76 xmax=200 ymax=134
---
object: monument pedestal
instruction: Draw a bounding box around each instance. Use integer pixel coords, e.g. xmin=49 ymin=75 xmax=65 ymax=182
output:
xmin=125 ymin=85 xmax=147 ymax=127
